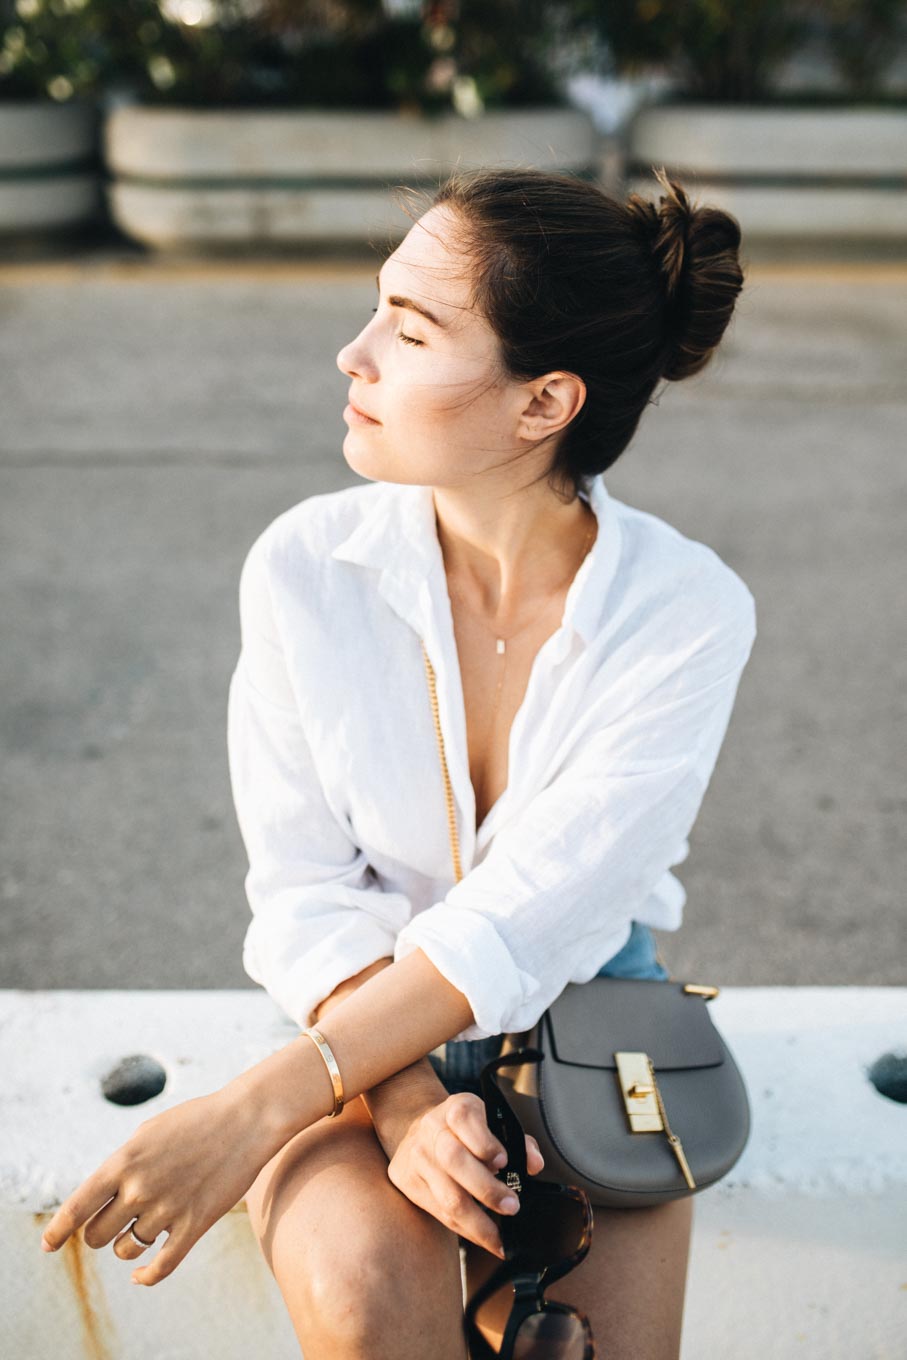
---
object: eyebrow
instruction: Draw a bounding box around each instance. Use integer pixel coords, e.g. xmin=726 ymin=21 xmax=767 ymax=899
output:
xmin=375 ymin=267 xmax=449 ymax=330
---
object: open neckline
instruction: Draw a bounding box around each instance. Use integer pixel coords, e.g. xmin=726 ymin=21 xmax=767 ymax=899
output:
xmin=428 ymin=484 xmax=599 ymax=861
xmin=456 ymin=488 xmax=597 ymax=849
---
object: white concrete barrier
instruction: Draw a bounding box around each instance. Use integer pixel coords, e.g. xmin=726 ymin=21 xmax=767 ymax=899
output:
xmin=102 ymin=107 xmax=599 ymax=251
xmin=626 ymin=106 xmax=907 ymax=243
xmin=0 ymin=101 xmax=100 ymax=238
xmin=2 ymin=987 xmax=904 ymax=1359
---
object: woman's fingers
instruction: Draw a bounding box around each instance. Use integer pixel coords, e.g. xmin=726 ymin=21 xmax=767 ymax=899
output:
xmin=82 ymin=1193 xmax=156 ymax=1252
xmin=434 ymin=1124 xmax=521 ymax=1217
xmin=526 ymin=1134 xmax=545 ymax=1174
xmin=386 ymin=1093 xmax=548 ymax=1259
xmin=442 ymin=1092 xmax=507 ymax=1166
xmin=417 ymin=1151 xmax=507 ymax=1258
xmin=41 ymin=1168 xmax=121 ymax=1252
xmin=130 ymin=1225 xmax=188 ymax=1286
xmin=113 ymin=1225 xmax=155 ymax=1260
xmin=440 ymin=1093 xmax=545 ymax=1176
xmin=110 ymin=1207 xmax=173 ymax=1260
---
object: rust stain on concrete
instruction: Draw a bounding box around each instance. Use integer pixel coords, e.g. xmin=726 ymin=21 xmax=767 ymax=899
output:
xmin=64 ymin=1231 xmax=118 ymax=1360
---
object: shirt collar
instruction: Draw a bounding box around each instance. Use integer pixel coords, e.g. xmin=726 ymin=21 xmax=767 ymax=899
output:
xmin=330 ymin=472 xmax=622 ymax=654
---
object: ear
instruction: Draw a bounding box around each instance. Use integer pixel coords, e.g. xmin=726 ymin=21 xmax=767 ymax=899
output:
xmin=517 ymin=372 xmax=586 ymax=443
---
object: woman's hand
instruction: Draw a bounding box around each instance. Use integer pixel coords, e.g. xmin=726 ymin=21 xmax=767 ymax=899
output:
xmin=386 ymin=1091 xmax=545 ymax=1258
xmin=39 ymin=1088 xmax=271 ymax=1286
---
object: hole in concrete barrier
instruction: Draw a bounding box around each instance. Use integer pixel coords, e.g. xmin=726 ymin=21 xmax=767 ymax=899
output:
xmin=101 ymin=1054 xmax=167 ymax=1106
xmin=867 ymin=1051 xmax=907 ymax=1104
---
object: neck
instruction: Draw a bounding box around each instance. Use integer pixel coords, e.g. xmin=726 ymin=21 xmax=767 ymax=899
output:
xmin=431 ymin=482 xmax=597 ymax=625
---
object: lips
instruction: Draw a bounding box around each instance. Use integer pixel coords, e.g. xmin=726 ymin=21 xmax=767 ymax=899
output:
xmin=349 ymin=397 xmax=380 ymax=422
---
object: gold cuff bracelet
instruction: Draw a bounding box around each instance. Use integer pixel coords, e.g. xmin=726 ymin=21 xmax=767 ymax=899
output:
xmin=301 ymin=1026 xmax=345 ymax=1118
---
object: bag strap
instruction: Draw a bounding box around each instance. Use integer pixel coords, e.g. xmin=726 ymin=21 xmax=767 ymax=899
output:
xmin=420 ymin=639 xmax=464 ymax=884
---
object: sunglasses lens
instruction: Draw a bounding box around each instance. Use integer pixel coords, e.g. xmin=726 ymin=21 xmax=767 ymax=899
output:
xmin=509 ymin=1189 xmax=586 ymax=1270
xmin=513 ymin=1309 xmax=587 ymax=1359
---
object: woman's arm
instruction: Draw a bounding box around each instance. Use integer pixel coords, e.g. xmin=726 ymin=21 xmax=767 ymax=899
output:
xmin=228 ymin=526 xmax=419 ymax=1036
xmin=311 ymin=956 xmax=451 ymax=1160
xmin=36 ymin=945 xmax=507 ymax=1280
xmin=227 ymin=945 xmax=476 ymax=1150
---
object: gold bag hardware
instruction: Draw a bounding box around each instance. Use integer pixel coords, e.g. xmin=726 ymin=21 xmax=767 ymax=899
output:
xmin=615 ymin=1051 xmax=663 ymax=1132
xmin=614 ymin=1051 xmax=697 ymax=1190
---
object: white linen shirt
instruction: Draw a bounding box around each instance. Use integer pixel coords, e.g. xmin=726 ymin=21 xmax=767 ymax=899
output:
xmin=226 ymin=472 xmax=757 ymax=1043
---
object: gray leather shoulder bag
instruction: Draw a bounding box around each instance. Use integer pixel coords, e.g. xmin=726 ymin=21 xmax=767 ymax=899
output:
xmin=495 ymin=977 xmax=750 ymax=1207
xmin=421 ymin=641 xmax=752 ymax=1208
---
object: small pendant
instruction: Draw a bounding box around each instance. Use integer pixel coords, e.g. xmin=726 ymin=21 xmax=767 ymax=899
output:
xmin=496 ymin=638 xmax=506 ymax=654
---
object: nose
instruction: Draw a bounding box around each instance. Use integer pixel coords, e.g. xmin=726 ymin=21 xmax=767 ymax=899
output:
xmin=336 ymin=318 xmax=378 ymax=381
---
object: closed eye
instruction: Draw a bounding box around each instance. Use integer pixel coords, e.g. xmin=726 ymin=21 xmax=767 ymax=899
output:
xmin=371 ymin=307 xmax=423 ymax=347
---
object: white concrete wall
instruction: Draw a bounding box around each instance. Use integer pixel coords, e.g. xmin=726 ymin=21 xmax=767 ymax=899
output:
xmin=2 ymin=987 xmax=905 ymax=1358
xmin=102 ymin=107 xmax=598 ymax=250
xmin=0 ymin=102 xmax=100 ymax=235
xmin=625 ymin=107 xmax=907 ymax=242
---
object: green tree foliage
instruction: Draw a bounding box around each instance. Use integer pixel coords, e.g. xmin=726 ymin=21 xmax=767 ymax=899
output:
xmin=3 ymin=0 xmax=901 ymax=107
xmin=0 ymin=0 xmax=574 ymax=109
xmin=822 ymin=0 xmax=906 ymax=98
xmin=565 ymin=0 xmax=905 ymax=102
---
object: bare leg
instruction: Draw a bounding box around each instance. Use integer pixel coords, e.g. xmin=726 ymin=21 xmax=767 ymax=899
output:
xmin=464 ymin=1195 xmax=694 ymax=1360
xmin=244 ymin=1094 xmax=469 ymax=1360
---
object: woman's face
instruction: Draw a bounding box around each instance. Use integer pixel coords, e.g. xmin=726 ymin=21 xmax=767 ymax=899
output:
xmin=335 ymin=205 xmax=530 ymax=490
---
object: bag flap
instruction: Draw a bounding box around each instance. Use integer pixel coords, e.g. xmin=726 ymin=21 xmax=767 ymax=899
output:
xmin=546 ymin=977 xmax=724 ymax=1071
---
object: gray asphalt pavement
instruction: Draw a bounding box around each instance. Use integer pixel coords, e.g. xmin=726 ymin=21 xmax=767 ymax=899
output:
xmin=1 ymin=253 xmax=905 ymax=991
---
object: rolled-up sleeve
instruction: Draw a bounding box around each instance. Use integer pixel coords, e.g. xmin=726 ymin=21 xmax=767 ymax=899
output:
xmin=394 ymin=587 xmax=757 ymax=1042
xmin=227 ymin=532 xmax=413 ymax=1031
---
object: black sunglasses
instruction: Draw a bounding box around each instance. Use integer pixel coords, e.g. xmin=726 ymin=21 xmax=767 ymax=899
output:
xmin=464 ymin=1047 xmax=596 ymax=1360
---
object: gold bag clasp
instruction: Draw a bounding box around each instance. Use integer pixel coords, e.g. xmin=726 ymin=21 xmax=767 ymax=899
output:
xmin=614 ymin=1050 xmax=698 ymax=1189
xmin=615 ymin=1051 xmax=664 ymax=1132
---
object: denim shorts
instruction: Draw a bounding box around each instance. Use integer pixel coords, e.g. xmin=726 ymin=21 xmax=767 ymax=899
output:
xmin=426 ymin=920 xmax=670 ymax=1098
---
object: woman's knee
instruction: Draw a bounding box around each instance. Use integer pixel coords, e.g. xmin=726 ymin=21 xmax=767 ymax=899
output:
xmin=245 ymin=1096 xmax=383 ymax=1270
xmin=301 ymin=1206 xmax=460 ymax=1348
xmin=245 ymin=1097 xmax=465 ymax=1353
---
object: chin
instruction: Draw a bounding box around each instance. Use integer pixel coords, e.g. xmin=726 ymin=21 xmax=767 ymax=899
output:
xmin=341 ymin=439 xmax=434 ymax=488
xmin=341 ymin=439 xmax=384 ymax=481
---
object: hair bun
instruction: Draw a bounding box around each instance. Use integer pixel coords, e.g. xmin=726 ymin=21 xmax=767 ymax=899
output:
xmin=627 ymin=165 xmax=745 ymax=383
xmin=650 ymin=165 xmax=693 ymax=304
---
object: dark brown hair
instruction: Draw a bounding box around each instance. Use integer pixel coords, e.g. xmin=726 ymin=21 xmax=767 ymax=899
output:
xmin=393 ymin=165 xmax=745 ymax=503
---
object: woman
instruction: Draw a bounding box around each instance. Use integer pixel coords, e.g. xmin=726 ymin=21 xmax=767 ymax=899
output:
xmin=40 ymin=167 xmax=755 ymax=1360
